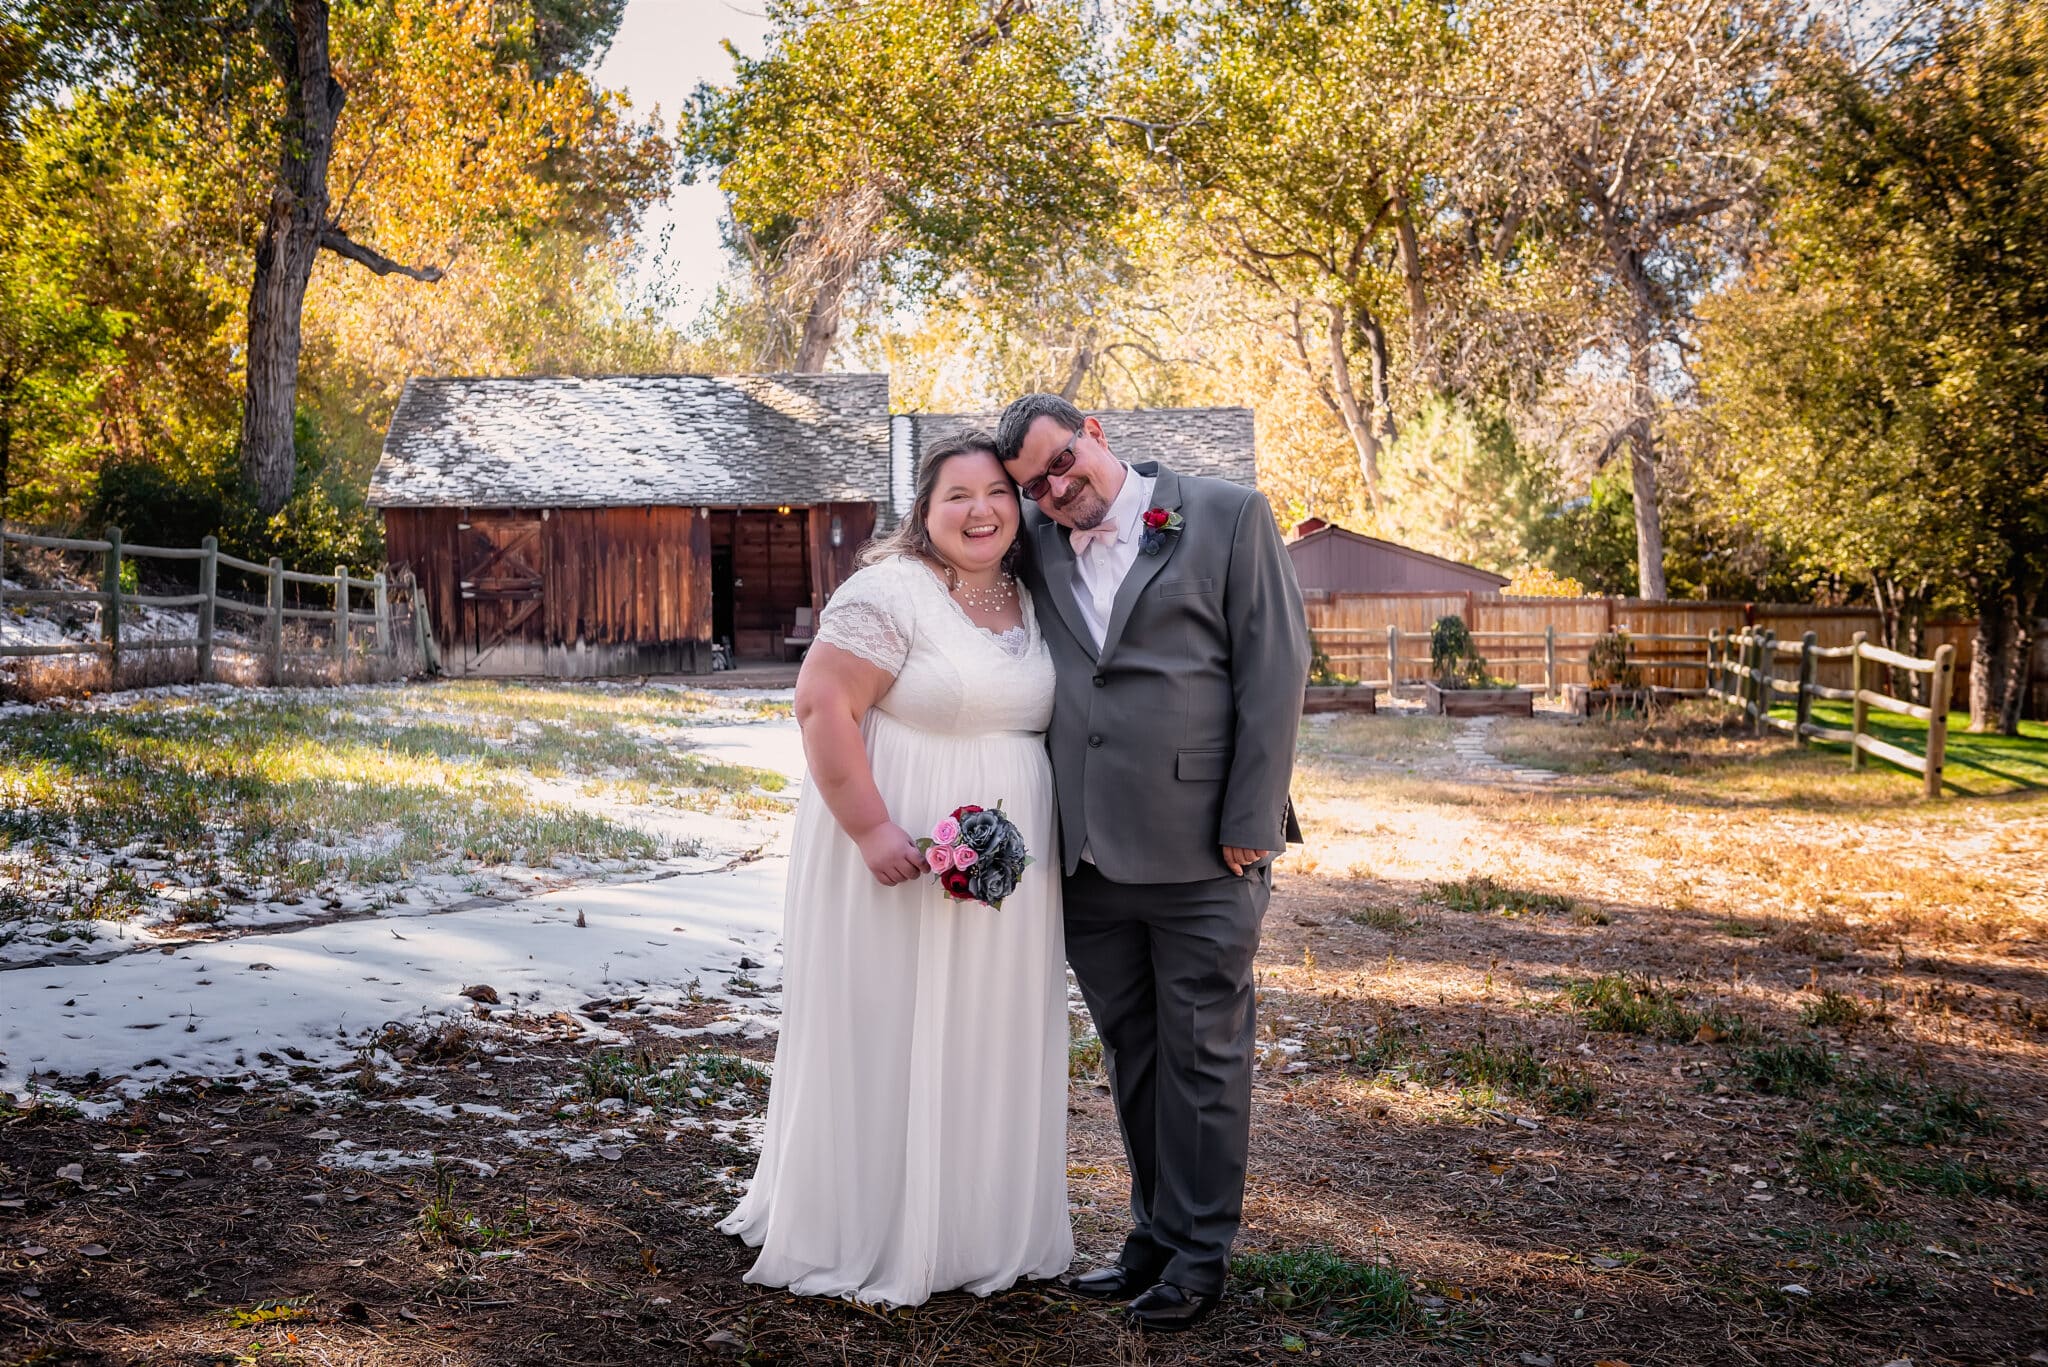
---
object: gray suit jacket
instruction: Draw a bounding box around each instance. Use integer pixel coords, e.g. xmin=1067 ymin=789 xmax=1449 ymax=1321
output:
xmin=1023 ymin=462 xmax=1311 ymax=884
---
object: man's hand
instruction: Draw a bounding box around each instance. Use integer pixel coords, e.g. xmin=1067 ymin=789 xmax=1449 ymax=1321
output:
xmin=1222 ymin=845 xmax=1271 ymax=877
xmin=857 ymin=823 xmax=927 ymax=886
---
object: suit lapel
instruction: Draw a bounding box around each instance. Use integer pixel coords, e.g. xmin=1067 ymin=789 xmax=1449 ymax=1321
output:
xmin=1035 ymin=514 xmax=1097 ymax=662
xmin=1098 ymin=463 xmax=1181 ymax=664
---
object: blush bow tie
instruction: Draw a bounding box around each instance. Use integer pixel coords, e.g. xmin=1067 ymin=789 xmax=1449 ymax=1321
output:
xmin=1068 ymin=520 xmax=1121 ymax=555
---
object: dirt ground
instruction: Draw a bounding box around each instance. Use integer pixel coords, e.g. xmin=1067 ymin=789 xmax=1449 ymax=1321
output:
xmin=3 ymin=704 xmax=2044 ymax=1366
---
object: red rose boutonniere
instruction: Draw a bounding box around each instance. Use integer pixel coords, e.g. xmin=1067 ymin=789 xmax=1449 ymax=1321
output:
xmin=1138 ymin=506 xmax=1183 ymax=556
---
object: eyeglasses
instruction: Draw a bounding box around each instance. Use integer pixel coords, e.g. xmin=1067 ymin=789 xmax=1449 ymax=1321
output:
xmin=1017 ymin=428 xmax=1084 ymax=501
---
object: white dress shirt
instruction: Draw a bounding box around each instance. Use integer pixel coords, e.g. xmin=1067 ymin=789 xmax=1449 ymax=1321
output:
xmin=1070 ymin=463 xmax=1157 ymax=653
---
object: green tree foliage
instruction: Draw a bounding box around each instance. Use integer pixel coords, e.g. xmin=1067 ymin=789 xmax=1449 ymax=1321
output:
xmin=1 ymin=0 xmax=674 ymax=566
xmin=685 ymin=0 xmax=1122 ymax=372
xmin=1699 ymin=1 xmax=2048 ymax=732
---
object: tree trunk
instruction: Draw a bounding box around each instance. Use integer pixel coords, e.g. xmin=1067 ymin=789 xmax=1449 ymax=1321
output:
xmin=792 ymin=250 xmax=861 ymax=373
xmin=1324 ymin=303 xmax=1383 ymax=519
xmin=1624 ymin=324 xmax=1668 ymax=599
xmin=1972 ymin=570 xmax=2041 ymax=735
xmin=1056 ymin=324 xmax=1097 ymax=402
xmin=241 ymin=0 xmax=343 ymax=517
xmin=1389 ymin=187 xmax=1440 ymax=391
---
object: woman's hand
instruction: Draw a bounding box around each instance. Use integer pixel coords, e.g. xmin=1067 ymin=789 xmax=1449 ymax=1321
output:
xmin=856 ymin=822 xmax=927 ymax=886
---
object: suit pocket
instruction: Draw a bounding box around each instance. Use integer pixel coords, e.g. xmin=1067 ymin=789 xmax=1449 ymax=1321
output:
xmin=1160 ymin=577 xmax=1217 ymax=598
xmin=1175 ymin=748 xmax=1229 ymax=781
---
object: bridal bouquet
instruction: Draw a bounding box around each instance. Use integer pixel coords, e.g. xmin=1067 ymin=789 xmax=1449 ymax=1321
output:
xmin=918 ymin=803 xmax=1032 ymax=909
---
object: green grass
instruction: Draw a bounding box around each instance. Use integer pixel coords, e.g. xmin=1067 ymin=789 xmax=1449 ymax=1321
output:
xmin=1794 ymin=701 xmax=2048 ymax=795
xmin=1427 ymin=875 xmax=1579 ymax=920
xmin=1745 ymin=1042 xmax=1838 ymax=1097
xmin=579 ymin=1046 xmax=769 ymax=1113
xmin=1231 ymin=1247 xmax=1418 ymax=1335
xmin=1565 ymin=974 xmax=1748 ymax=1042
xmin=1440 ymin=1038 xmax=1598 ymax=1116
xmin=0 ymin=681 xmax=786 ymax=936
xmin=1798 ymin=988 xmax=1869 ymax=1031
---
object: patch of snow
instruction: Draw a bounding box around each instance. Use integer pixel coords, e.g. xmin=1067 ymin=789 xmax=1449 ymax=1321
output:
xmin=1 ymin=857 xmax=787 ymax=1106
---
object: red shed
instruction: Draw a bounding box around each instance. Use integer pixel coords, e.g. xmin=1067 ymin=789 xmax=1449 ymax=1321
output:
xmin=1286 ymin=522 xmax=1510 ymax=596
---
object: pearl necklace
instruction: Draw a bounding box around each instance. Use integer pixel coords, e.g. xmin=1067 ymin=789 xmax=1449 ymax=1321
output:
xmin=947 ymin=570 xmax=1017 ymax=612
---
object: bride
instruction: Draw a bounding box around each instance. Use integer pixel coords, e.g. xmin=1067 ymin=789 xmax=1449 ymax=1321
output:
xmin=718 ymin=431 xmax=1074 ymax=1306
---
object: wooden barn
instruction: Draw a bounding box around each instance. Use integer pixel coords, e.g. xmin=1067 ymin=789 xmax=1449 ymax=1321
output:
xmin=369 ymin=373 xmax=891 ymax=676
xmin=1285 ymin=520 xmax=1511 ymax=597
xmin=368 ymin=374 xmax=1260 ymax=677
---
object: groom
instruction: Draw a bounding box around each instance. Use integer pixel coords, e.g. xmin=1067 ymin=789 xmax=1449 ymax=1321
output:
xmin=997 ymin=394 xmax=1310 ymax=1330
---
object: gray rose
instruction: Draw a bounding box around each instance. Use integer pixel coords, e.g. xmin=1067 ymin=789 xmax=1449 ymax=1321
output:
xmin=959 ymin=810 xmax=1004 ymax=853
xmin=976 ymin=864 xmax=1020 ymax=904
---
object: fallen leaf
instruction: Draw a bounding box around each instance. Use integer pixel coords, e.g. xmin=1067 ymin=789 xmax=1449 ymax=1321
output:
xmin=55 ymin=1164 xmax=84 ymax=1183
xmin=597 ymin=1145 xmax=624 ymax=1161
xmin=78 ymin=1245 xmax=109 ymax=1258
xmin=1518 ymin=1355 xmax=1556 ymax=1367
xmin=460 ymin=984 xmax=500 ymax=1004
xmin=1780 ymin=1284 xmax=1809 ymax=1296
xmin=20 ymin=1246 xmax=49 ymax=1258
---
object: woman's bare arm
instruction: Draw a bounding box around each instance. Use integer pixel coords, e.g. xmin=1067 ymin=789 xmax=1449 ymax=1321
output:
xmin=792 ymin=643 xmax=926 ymax=886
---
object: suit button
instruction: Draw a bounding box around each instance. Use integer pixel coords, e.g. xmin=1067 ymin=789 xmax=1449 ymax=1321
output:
xmin=1092 ymin=674 xmax=1106 ymax=688
xmin=1088 ymin=734 xmax=1104 ymax=748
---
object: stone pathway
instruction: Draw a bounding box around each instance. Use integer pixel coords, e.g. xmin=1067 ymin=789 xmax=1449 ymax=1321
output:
xmin=1449 ymin=715 xmax=1559 ymax=784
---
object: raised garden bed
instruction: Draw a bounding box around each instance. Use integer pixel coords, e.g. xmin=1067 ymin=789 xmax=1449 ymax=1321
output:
xmin=1564 ymin=684 xmax=1654 ymax=717
xmin=1424 ymin=681 xmax=1534 ymax=717
xmin=1304 ymin=684 xmax=1377 ymax=714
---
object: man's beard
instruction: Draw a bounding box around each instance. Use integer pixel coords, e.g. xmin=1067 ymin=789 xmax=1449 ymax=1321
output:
xmin=1055 ymin=480 xmax=1111 ymax=529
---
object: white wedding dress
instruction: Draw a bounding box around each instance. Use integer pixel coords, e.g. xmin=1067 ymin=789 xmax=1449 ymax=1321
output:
xmin=718 ymin=554 xmax=1074 ymax=1307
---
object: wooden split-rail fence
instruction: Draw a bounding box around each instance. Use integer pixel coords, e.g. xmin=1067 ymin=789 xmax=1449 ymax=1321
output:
xmin=0 ymin=525 xmax=435 ymax=683
xmin=1310 ymin=615 xmax=1960 ymax=796
xmin=1708 ymin=627 xmax=1956 ymax=797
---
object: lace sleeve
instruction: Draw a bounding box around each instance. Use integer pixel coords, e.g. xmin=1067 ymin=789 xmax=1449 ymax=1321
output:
xmin=813 ymin=563 xmax=913 ymax=676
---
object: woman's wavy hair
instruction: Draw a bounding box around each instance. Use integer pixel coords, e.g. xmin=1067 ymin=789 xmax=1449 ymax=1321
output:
xmin=858 ymin=429 xmax=1023 ymax=574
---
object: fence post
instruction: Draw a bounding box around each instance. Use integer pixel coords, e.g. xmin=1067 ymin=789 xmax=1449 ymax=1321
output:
xmin=1849 ymin=631 xmax=1868 ymax=770
xmin=103 ymin=525 xmax=123 ymax=684
xmin=1794 ymin=630 xmax=1817 ymax=747
xmin=1384 ymin=624 xmax=1399 ymax=697
xmin=332 ymin=564 xmax=349 ymax=674
xmin=267 ymin=556 xmax=285 ymax=684
xmin=1706 ymin=628 xmax=1720 ymax=703
xmin=0 ymin=527 xmax=8 ymax=625
xmin=1544 ymin=624 xmax=1557 ymax=696
xmin=1924 ymin=643 xmax=1956 ymax=798
xmin=374 ymin=571 xmax=391 ymax=661
xmin=1754 ymin=629 xmax=1776 ymax=737
xmin=197 ymin=535 xmax=218 ymax=683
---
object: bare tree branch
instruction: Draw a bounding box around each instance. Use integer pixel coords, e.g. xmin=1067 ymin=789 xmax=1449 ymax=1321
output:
xmin=319 ymin=225 xmax=445 ymax=281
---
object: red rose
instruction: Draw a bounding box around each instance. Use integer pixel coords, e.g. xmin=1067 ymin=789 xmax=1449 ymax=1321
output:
xmin=951 ymin=804 xmax=984 ymax=819
xmin=1142 ymin=507 xmax=1170 ymax=530
xmin=942 ymin=868 xmax=974 ymax=899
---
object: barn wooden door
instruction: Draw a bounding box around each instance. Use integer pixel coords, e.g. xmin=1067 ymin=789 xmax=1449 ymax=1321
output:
xmin=458 ymin=512 xmax=546 ymax=674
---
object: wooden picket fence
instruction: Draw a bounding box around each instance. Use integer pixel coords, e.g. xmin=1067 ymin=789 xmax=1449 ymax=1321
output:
xmin=1708 ymin=627 xmax=1957 ymax=797
xmin=0 ymin=524 xmax=434 ymax=686
xmin=1313 ymin=622 xmax=1711 ymax=697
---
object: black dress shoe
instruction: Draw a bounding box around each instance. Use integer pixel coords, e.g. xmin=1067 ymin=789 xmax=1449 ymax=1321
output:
xmin=1062 ymin=1264 xmax=1157 ymax=1300
xmin=1125 ymin=1279 xmax=1220 ymax=1332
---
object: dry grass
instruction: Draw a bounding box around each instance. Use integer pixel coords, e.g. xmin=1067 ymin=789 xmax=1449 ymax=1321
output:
xmin=3 ymin=702 xmax=2043 ymax=1365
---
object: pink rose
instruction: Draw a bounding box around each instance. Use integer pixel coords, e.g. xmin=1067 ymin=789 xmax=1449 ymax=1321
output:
xmin=931 ymin=817 xmax=961 ymax=845
xmin=952 ymin=844 xmax=979 ymax=869
xmin=926 ymin=844 xmax=954 ymax=873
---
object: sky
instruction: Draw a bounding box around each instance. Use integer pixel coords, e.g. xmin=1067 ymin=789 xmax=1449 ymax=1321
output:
xmin=592 ymin=0 xmax=774 ymax=325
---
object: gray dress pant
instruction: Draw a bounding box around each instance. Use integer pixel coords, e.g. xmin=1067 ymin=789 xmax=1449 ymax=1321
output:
xmin=1063 ymin=860 xmax=1268 ymax=1295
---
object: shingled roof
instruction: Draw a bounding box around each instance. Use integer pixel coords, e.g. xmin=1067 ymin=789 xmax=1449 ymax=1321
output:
xmin=368 ymin=373 xmax=892 ymax=509
xmin=903 ymin=407 xmax=1258 ymax=487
